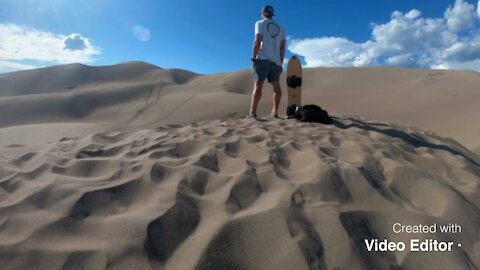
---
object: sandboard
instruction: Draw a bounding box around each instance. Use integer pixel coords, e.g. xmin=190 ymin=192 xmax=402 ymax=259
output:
xmin=286 ymin=55 xmax=302 ymax=117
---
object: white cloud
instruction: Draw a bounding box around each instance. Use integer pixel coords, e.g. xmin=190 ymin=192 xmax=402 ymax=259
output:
xmin=432 ymin=59 xmax=480 ymax=70
xmin=0 ymin=60 xmax=37 ymax=73
xmin=0 ymin=23 xmax=100 ymax=73
xmin=478 ymin=0 xmax=480 ymax=17
xmin=443 ymin=36 xmax=480 ymax=62
xmin=386 ymin=54 xmax=414 ymax=66
xmin=369 ymin=12 xmax=454 ymax=56
xmin=444 ymin=0 xmax=476 ymax=32
xmin=289 ymin=37 xmax=363 ymax=67
xmin=288 ymin=0 xmax=480 ymax=71
xmin=133 ymin=25 xmax=151 ymax=42
xmin=405 ymin=9 xmax=422 ymax=20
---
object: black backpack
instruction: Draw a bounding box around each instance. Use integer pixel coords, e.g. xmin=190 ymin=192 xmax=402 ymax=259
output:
xmin=294 ymin=105 xmax=333 ymax=124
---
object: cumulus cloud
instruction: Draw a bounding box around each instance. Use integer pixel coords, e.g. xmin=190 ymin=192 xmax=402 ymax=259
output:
xmin=133 ymin=25 xmax=151 ymax=42
xmin=289 ymin=37 xmax=361 ymax=67
xmin=288 ymin=0 xmax=480 ymax=71
xmin=0 ymin=60 xmax=37 ymax=73
xmin=442 ymin=36 xmax=480 ymax=62
xmin=433 ymin=59 xmax=480 ymax=70
xmin=288 ymin=37 xmax=363 ymax=67
xmin=0 ymin=23 xmax=100 ymax=73
xmin=444 ymin=0 xmax=477 ymax=32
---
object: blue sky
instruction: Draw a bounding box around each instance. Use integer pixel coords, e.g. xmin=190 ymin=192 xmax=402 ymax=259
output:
xmin=1 ymin=0 xmax=480 ymax=74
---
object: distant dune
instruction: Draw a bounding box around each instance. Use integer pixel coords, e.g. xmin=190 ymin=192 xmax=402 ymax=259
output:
xmin=0 ymin=62 xmax=478 ymax=154
xmin=1 ymin=62 xmax=479 ymax=270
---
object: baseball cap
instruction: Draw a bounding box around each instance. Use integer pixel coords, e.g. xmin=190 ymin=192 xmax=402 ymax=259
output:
xmin=260 ymin=5 xmax=274 ymax=16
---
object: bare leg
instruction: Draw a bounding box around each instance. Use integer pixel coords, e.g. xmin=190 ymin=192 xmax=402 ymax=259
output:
xmin=249 ymin=82 xmax=263 ymax=115
xmin=270 ymin=81 xmax=281 ymax=116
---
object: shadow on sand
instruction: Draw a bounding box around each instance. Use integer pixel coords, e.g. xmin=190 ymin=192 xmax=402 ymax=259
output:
xmin=332 ymin=117 xmax=480 ymax=168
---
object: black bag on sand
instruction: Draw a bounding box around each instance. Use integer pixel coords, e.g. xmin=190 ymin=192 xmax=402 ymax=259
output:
xmin=294 ymin=105 xmax=333 ymax=124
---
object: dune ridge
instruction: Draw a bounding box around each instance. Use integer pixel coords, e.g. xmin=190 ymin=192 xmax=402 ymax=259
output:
xmin=0 ymin=62 xmax=479 ymax=155
xmin=0 ymin=62 xmax=198 ymax=97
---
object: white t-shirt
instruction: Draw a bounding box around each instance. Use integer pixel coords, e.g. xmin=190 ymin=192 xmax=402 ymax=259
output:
xmin=255 ymin=18 xmax=286 ymax=66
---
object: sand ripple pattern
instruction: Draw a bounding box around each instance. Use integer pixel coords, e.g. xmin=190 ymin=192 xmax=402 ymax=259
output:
xmin=1 ymin=118 xmax=480 ymax=270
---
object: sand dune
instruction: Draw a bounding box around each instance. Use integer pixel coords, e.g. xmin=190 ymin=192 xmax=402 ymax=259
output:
xmin=1 ymin=62 xmax=480 ymax=269
xmin=1 ymin=118 xmax=479 ymax=269
xmin=0 ymin=61 xmax=197 ymax=97
xmin=0 ymin=62 xmax=478 ymax=154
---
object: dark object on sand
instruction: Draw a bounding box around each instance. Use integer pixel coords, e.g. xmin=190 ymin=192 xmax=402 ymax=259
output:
xmin=292 ymin=104 xmax=333 ymax=124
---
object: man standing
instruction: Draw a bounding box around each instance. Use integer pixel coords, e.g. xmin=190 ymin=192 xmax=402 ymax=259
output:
xmin=247 ymin=5 xmax=286 ymax=119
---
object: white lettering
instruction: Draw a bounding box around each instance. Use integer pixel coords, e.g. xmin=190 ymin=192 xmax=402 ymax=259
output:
xmin=393 ymin=223 xmax=401 ymax=233
xmin=365 ymin=239 xmax=375 ymax=251
xmin=410 ymin=239 xmax=454 ymax=252
xmin=364 ymin=239 xmax=406 ymax=252
xmin=392 ymin=223 xmax=437 ymax=234
xmin=411 ymin=239 xmax=419 ymax=251
xmin=367 ymin=238 xmax=455 ymax=252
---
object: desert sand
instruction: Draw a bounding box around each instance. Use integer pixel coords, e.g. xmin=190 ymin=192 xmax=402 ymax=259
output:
xmin=0 ymin=62 xmax=480 ymax=270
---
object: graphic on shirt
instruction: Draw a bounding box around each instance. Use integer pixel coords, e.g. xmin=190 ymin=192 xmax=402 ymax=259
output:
xmin=266 ymin=22 xmax=280 ymax=38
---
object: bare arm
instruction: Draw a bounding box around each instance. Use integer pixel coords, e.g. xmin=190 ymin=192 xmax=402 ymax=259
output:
xmin=252 ymin=34 xmax=263 ymax=61
xmin=280 ymin=39 xmax=286 ymax=71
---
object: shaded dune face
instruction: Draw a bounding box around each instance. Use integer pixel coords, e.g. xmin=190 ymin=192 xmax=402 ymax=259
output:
xmin=145 ymin=195 xmax=201 ymax=262
xmin=0 ymin=62 xmax=199 ymax=128
xmin=0 ymin=118 xmax=480 ymax=270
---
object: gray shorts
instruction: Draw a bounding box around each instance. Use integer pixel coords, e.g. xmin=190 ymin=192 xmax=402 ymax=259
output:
xmin=252 ymin=59 xmax=281 ymax=83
